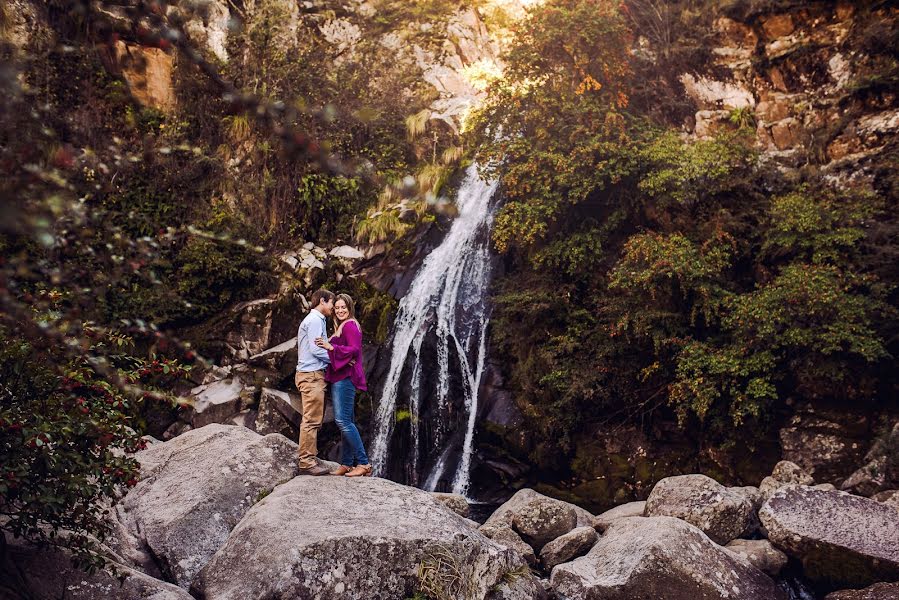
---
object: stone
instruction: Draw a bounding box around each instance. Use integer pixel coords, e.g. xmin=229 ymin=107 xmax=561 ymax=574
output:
xmin=169 ymin=0 xmax=230 ymax=62
xmin=592 ymin=501 xmax=646 ymax=533
xmin=680 ymin=74 xmax=755 ymax=109
xmin=759 ymin=485 xmax=899 ymax=588
xmin=780 ymin=403 xmax=870 ymax=483
xmin=770 ymin=117 xmax=801 ymax=149
xmin=873 ymin=489 xmax=899 ymax=509
xmin=185 ymin=378 xmax=250 ymax=428
xmin=193 ymin=477 xmax=543 ymax=599
xmin=329 ymin=245 xmax=365 ymax=260
xmin=248 ymin=337 xmax=298 ymax=380
xmin=644 ymin=474 xmax=754 ymax=545
xmin=694 ymin=109 xmax=731 ymax=138
xmin=480 ymin=524 xmax=538 ymax=567
xmin=539 ymin=526 xmax=597 ymax=571
xmin=1 ymin=535 xmax=193 ymax=600
xmin=841 ymin=422 xmax=899 ymax=497
xmin=724 ymin=539 xmax=789 ymax=576
xmin=550 ymin=517 xmax=786 ymax=600
xmin=113 ymin=425 xmax=299 ymax=588
xmin=229 ymin=409 xmax=257 ymax=430
xmin=432 ymin=492 xmax=470 ymax=518
xmin=760 ymin=460 xmax=815 ymax=498
xmin=762 ymin=14 xmax=795 ymax=39
xmin=511 ymin=498 xmax=577 ymax=551
xmin=484 ymin=488 xmax=594 ymax=530
xmin=114 ymin=41 xmax=176 ymax=112
xmin=825 ymin=582 xmax=899 ymax=599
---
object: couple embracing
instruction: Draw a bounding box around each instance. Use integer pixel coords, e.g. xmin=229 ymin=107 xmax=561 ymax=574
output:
xmin=295 ymin=288 xmax=372 ymax=477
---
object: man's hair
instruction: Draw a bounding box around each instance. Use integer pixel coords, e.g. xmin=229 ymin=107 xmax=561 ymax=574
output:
xmin=309 ymin=288 xmax=335 ymax=309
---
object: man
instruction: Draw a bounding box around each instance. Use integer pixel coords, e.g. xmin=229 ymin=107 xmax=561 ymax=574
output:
xmin=295 ymin=288 xmax=335 ymax=475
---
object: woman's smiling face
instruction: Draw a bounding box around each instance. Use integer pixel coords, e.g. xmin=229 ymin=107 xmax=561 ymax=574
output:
xmin=334 ymin=299 xmax=350 ymax=321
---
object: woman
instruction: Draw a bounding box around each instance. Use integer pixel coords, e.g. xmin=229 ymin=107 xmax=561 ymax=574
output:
xmin=315 ymin=293 xmax=371 ymax=477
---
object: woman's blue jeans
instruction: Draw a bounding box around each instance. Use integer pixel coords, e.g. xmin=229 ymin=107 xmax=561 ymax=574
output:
xmin=332 ymin=378 xmax=369 ymax=467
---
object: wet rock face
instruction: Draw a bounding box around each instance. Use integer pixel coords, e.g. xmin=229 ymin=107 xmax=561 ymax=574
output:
xmin=192 ymin=477 xmax=543 ymax=600
xmin=644 ymin=474 xmax=755 ymax=545
xmin=759 ymin=485 xmax=899 ymax=588
xmin=114 ymin=425 xmax=299 ymax=588
xmin=550 ymin=516 xmax=787 ymax=600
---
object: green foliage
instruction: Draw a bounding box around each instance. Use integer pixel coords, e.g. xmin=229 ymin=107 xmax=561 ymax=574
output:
xmin=292 ymin=173 xmax=369 ymax=241
xmin=637 ymin=131 xmax=755 ymax=206
xmin=175 ymin=236 xmax=274 ymax=321
xmin=0 ymin=322 xmax=187 ymax=569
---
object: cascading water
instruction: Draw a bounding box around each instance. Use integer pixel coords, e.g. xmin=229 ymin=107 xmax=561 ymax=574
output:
xmin=370 ymin=163 xmax=499 ymax=497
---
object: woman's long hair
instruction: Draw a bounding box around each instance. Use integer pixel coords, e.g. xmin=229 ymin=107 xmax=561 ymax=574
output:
xmin=333 ymin=293 xmax=359 ymax=332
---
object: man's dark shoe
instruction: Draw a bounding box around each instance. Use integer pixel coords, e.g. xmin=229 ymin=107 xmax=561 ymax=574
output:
xmin=298 ymin=462 xmax=332 ymax=476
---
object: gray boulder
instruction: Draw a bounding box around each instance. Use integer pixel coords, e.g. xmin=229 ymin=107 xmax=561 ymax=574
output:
xmin=724 ymin=539 xmax=789 ymax=576
xmin=592 ymin=501 xmax=645 ymax=533
xmin=481 ymin=488 xmax=592 ymax=557
xmin=431 ymin=492 xmax=470 ymax=518
xmin=0 ymin=536 xmax=192 ymax=600
xmin=511 ymin=498 xmax=577 ymax=551
xmin=114 ymin=424 xmax=299 ymax=588
xmin=550 ymin=516 xmax=786 ymax=599
xmin=644 ymin=474 xmax=754 ymax=544
xmin=192 ymin=477 xmax=544 ymax=599
xmin=825 ymin=582 xmax=899 ymax=599
xmin=759 ymin=485 xmax=899 ymax=588
xmin=185 ymin=378 xmax=254 ymax=428
xmin=759 ymin=460 xmax=815 ymax=498
xmin=484 ymin=488 xmax=592 ymax=532
xmin=539 ymin=526 xmax=597 ymax=571
xmin=480 ymin=524 xmax=538 ymax=567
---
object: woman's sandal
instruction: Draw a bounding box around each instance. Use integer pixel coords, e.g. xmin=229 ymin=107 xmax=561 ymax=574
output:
xmin=345 ymin=464 xmax=373 ymax=477
xmin=331 ymin=465 xmax=352 ymax=476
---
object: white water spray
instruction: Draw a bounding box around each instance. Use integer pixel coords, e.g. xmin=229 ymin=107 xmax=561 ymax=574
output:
xmin=370 ymin=163 xmax=499 ymax=497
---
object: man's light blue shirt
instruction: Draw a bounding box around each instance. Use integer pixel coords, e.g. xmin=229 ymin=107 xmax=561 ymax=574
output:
xmin=297 ymin=309 xmax=331 ymax=372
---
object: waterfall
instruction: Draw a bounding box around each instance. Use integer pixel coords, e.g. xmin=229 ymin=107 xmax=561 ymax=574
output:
xmin=370 ymin=163 xmax=499 ymax=497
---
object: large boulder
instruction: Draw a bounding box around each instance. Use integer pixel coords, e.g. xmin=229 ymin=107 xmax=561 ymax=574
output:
xmin=192 ymin=477 xmax=544 ymax=599
xmin=0 ymin=536 xmax=192 ymax=600
xmin=511 ymin=498 xmax=577 ymax=551
xmin=644 ymin=474 xmax=754 ymax=544
xmin=759 ymin=485 xmax=899 ymax=588
xmin=550 ymin=516 xmax=786 ymax=600
xmin=480 ymin=524 xmax=538 ymax=567
xmin=484 ymin=488 xmax=593 ymax=532
xmin=539 ymin=526 xmax=597 ymax=571
xmin=825 ymin=582 xmax=899 ymax=599
xmin=592 ymin=501 xmax=645 ymax=533
xmin=113 ymin=424 xmax=299 ymax=588
xmin=724 ymin=539 xmax=789 ymax=576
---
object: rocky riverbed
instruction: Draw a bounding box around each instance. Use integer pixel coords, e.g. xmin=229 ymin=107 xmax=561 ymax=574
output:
xmin=3 ymin=424 xmax=898 ymax=600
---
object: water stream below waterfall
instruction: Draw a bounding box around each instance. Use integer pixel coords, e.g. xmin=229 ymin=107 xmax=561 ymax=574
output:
xmin=370 ymin=163 xmax=499 ymax=497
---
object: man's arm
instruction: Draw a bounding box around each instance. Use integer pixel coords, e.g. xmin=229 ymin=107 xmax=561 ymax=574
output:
xmin=309 ymin=317 xmax=331 ymax=362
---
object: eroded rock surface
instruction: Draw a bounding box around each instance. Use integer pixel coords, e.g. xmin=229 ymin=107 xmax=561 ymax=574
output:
xmin=644 ymin=474 xmax=754 ymax=544
xmin=825 ymin=582 xmax=899 ymax=600
xmin=724 ymin=538 xmax=789 ymax=576
xmin=193 ymin=477 xmax=543 ymax=599
xmin=760 ymin=485 xmax=899 ymax=588
xmin=114 ymin=424 xmax=299 ymax=588
xmin=550 ymin=516 xmax=786 ymax=600
xmin=539 ymin=526 xmax=597 ymax=571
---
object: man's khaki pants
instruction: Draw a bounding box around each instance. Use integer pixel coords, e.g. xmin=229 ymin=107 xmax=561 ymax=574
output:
xmin=295 ymin=370 xmax=326 ymax=469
